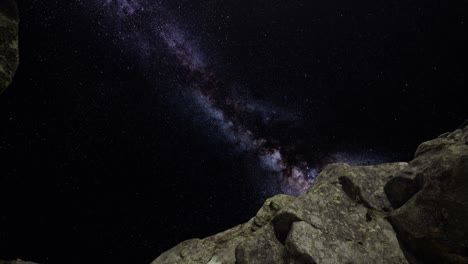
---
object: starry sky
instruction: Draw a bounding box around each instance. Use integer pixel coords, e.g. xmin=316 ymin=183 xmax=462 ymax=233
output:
xmin=0 ymin=0 xmax=466 ymax=263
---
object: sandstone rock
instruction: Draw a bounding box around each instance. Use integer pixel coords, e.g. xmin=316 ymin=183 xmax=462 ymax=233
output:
xmin=0 ymin=0 xmax=19 ymax=94
xmin=152 ymin=125 xmax=468 ymax=264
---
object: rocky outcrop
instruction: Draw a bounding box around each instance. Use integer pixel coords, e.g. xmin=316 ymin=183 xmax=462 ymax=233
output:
xmin=389 ymin=127 xmax=468 ymax=263
xmin=152 ymin=124 xmax=468 ymax=264
xmin=0 ymin=0 xmax=19 ymax=94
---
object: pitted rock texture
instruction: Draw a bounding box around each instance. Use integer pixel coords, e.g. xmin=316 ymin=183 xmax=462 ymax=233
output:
xmin=152 ymin=125 xmax=468 ymax=264
xmin=0 ymin=0 xmax=19 ymax=94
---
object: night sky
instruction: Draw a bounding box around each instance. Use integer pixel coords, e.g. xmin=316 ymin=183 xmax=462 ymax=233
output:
xmin=0 ymin=0 xmax=466 ymax=263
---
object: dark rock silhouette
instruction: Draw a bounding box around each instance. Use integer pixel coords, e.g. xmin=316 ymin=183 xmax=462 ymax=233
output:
xmin=0 ymin=0 xmax=19 ymax=94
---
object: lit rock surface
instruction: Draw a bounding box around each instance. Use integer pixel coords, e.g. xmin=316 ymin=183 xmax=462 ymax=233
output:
xmin=152 ymin=124 xmax=468 ymax=264
xmin=0 ymin=0 xmax=19 ymax=94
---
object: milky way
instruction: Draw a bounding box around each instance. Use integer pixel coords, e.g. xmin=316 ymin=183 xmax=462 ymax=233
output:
xmin=92 ymin=0 xmax=383 ymax=195
xmin=157 ymin=19 xmax=317 ymax=195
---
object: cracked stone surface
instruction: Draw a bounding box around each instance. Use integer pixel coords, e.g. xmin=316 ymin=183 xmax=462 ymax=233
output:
xmin=152 ymin=124 xmax=468 ymax=264
xmin=0 ymin=0 xmax=19 ymax=94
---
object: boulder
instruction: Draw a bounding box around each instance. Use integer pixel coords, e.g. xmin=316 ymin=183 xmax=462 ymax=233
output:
xmin=152 ymin=125 xmax=468 ymax=264
xmin=0 ymin=0 xmax=19 ymax=94
xmin=389 ymin=127 xmax=468 ymax=263
xmin=152 ymin=194 xmax=296 ymax=264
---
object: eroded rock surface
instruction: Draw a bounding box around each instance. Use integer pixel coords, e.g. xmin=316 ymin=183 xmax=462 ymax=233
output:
xmin=153 ymin=125 xmax=468 ymax=264
xmin=0 ymin=0 xmax=19 ymax=94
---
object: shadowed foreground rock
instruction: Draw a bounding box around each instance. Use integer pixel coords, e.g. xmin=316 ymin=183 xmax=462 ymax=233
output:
xmin=152 ymin=124 xmax=468 ymax=264
xmin=0 ymin=0 xmax=19 ymax=94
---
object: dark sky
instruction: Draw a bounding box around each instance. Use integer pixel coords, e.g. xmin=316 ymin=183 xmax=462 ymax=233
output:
xmin=0 ymin=0 xmax=466 ymax=263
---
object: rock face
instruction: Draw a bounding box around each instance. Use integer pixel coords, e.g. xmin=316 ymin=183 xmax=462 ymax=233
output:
xmin=152 ymin=124 xmax=468 ymax=264
xmin=0 ymin=0 xmax=19 ymax=94
xmin=389 ymin=127 xmax=468 ymax=263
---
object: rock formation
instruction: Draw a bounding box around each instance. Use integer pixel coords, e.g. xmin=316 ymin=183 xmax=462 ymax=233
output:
xmin=152 ymin=124 xmax=468 ymax=264
xmin=0 ymin=0 xmax=19 ymax=94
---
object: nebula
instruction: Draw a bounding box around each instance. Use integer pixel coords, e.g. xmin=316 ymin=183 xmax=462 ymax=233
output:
xmin=94 ymin=0 xmax=319 ymax=195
